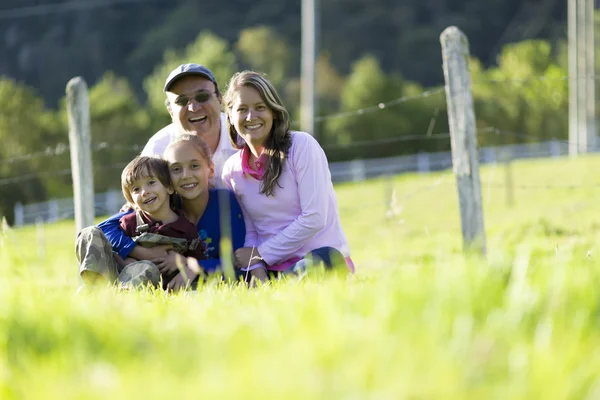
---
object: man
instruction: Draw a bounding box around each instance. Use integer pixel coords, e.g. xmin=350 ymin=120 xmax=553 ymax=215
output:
xmin=141 ymin=63 xmax=237 ymax=186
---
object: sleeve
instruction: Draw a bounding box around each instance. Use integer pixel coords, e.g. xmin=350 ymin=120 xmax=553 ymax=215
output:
xmin=257 ymin=135 xmax=330 ymax=265
xmin=118 ymin=214 xmax=137 ymax=238
xmin=239 ymin=201 xmax=259 ymax=248
xmin=140 ymin=126 xmax=171 ymax=156
xmin=97 ymin=210 xmax=137 ymax=259
xmin=221 ymin=159 xmax=257 ymax=248
xmin=220 ymin=157 xmax=235 ymax=191
xmin=228 ymin=191 xmax=246 ymax=251
xmin=140 ymin=138 xmax=160 ymax=156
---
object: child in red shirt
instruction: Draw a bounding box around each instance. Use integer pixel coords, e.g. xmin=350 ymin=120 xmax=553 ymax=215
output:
xmin=119 ymin=155 xmax=204 ymax=286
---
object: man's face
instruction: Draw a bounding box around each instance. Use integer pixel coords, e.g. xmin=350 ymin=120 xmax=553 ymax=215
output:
xmin=165 ymin=75 xmax=222 ymax=138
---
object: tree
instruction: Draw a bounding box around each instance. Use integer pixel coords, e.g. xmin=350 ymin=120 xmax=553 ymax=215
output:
xmin=471 ymin=40 xmax=568 ymax=146
xmin=81 ymin=72 xmax=151 ymax=193
xmin=324 ymin=55 xmax=447 ymax=161
xmin=283 ymin=53 xmax=346 ymax=134
xmin=0 ymin=78 xmax=63 ymax=223
xmin=235 ymin=26 xmax=290 ymax=90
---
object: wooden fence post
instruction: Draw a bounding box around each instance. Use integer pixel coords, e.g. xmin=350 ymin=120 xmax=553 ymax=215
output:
xmin=66 ymin=77 xmax=95 ymax=234
xmin=440 ymin=26 xmax=486 ymax=254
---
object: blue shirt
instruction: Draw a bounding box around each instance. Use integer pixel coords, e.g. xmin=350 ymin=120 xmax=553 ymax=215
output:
xmin=98 ymin=188 xmax=246 ymax=273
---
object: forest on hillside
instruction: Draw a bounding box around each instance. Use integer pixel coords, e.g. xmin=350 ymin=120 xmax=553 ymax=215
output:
xmin=1 ymin=0 xmax=567 ymax=105
xmin=0 ymin=0 xmax=589 ymax=222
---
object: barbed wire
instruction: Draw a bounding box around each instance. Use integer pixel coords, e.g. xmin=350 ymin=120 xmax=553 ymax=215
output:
xmin=471 ymin=74 xmax=600 ymax=86
xmin=0 ymin=143 xmax=70 ymax=165
xmin=1 ymin=84 xmax=445 ymax=165
xmin=0 ymin=141 xmax=143 ymax=165
xmin=0 ymin=126 xmax=504 ymax=166
xmin=2 ymin=70 xmax=599 ymax=188
xmin=2 ymin=126 xmax=594 ymax=186
xmin=288 ymin=87 xmax=446 ymax=128
xmin=298 ymin=74 xmax=600 ymax=129
xmin=0 ymin=162 xmax=127 ymax=186
xmin=0 ymin=132 xmax=580 ymax=186
xmin=0 ymin=169 xmax=72 ymax=186
xmin=3 ymin=69 xmax=596 ymax=165
xmin=322 ymin=132 xmax=451 ymax=150
xmin=484 ymin=127 xmax=600 ymax=150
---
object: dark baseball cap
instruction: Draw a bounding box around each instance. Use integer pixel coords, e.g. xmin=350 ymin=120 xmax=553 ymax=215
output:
xmin=163 ymin=63 xmax=218 ymax=92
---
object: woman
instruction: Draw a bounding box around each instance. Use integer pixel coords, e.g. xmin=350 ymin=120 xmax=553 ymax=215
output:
xmin=81 ymin=134 xmax=246 ymax=291
xmin=221 ymin=70 xmax=354 ymax=276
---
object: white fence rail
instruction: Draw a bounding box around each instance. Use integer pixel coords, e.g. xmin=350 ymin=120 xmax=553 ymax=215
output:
xmin=327 ymin=139 xmax=564 ymax=182
xmin=14 ymin=190 xmax=125 ymax=227
xmin=13 ymin=139 xmax=568 ymax=227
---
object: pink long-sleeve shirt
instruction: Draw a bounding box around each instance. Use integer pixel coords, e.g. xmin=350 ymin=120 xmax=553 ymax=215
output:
xmin=221 ymin=131 xmax=351 ymax=269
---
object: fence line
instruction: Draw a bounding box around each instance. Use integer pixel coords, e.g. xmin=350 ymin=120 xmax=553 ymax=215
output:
xmin=4 ymin=69 xmax=597 ymax=167
xmin=0 ymin=125 xmax=574 ymax=180
xmin=309 ymin=87 xmax=445 ymax=123
xmin=2 ymin=124 xmax=581 ymax=171
xmin=14 ymin=190 xmax=125 ymax=227
xmin=13 ymin=138 xmax=586 ymax=227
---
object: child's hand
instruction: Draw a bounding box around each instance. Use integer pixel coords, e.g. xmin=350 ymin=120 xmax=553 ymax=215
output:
xmin=166 ymin=266 xmax=198 ymax=292
xmin=119 ymin=203 xmax=133 ymax=213
xmin=154 ymin=251 xmax=185 ymax=276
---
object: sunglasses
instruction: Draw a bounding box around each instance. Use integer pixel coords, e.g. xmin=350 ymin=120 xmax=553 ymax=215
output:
xmin=173 ymin=91 xmax=216 ymax=107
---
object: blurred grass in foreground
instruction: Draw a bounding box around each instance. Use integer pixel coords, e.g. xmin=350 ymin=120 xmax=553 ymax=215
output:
xmin=2 ymin=155 xmax=600 ymax=398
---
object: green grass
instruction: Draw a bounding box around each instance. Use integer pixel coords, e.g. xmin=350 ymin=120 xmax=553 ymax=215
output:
xmin=2 ymin=155 xmax=600 ymax=398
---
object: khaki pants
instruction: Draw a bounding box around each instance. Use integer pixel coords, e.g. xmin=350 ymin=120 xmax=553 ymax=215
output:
xmin=75 ymin=226 xmax=160 ymax=289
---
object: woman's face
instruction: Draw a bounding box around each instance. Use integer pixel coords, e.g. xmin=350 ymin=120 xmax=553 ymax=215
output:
xmin=228 ymin=85 xmax=274 ymax=150
xmin=164 ymin=143 xmax=214 ymax=201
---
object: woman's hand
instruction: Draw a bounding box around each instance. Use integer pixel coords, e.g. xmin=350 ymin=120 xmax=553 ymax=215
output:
xmin=166 ymin=266 xmax=198 ymax=292
xmin=234 ymin=247 xmax=263 ymax=269
xmin=153 ymin=251 xmax=186 ymax=276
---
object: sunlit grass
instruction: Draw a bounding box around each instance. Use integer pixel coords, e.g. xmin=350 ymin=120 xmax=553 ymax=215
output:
xmin=1 ymin=154 xmax=600 ymax=398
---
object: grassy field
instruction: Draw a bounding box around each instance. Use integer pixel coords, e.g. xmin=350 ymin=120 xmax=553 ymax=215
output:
xmin=2 ymin=154 xmax=600 ymax=399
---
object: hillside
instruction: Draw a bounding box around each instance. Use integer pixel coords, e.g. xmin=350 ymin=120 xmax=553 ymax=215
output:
xmin=0 ymin=0 xmax=567 ymax=106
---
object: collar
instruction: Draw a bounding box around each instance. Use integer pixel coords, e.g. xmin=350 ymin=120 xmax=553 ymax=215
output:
xmin=138 ymin=209 xmax=190 ymax=233
xmin=241 ymin=145 xmax=267 ymax=180
xmin=215 ymin=113 xmax=229 ymax=154
xmin=168 ymin=113 xmax=229 ymax=153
